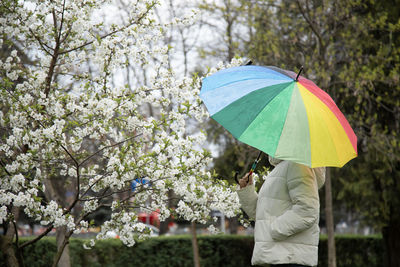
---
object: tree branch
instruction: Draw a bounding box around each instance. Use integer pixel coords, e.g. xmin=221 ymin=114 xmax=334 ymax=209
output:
xmin=12 ymin=220 xmax=19 ymax=249
xmin=28 ymin=29 xmax=53 ymax=56
xmin=80 ymin=172 xmax=111 ymax=198
xmin=79 ymin=133 xmax=143 ymax=167
xmin=45 ymin=9 xmax=62 ymax=97
xmin=20 ymin=226 xmax=53 ymax=249
xmin=57 ymin=0 xmax=67 ymax=45
xmin=59 ymin=144 xmax=81 ymax=215
xmin=0 ymin=159 xmax=12 ymax=176
xmin=296 ymin=0 xmax=324 ymax=56
xmin=59 ymin=6 xmax=153 ymax=55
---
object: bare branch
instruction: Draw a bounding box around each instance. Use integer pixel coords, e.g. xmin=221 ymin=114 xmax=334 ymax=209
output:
xmin=12 ymin=220 xmax=19 ymax=249
xmin=296 ymin=0 xmax=324 ymax=56
xmin=20 ymin=226 xmax=53 ymax=249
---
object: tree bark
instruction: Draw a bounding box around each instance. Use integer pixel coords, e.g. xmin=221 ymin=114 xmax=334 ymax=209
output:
xmin=159 ymin=219 xmax=170 ymax=235
xmin=382 ymin=217 xmax=400 ymax=267
xmin=42 ymin=178 xmax=71 ymax=267
xmin=0 ymin=206 xmax=21 ymax=267
xmin=228 ymin=216 xmax=238 ymax=234
xmin=159 ymin=190 xmax=173 ymax=235
xmin=325 ymin=168 xmax=337 ymax=267
xmin=0 ymin=228 xmax=19 ymax=267
xmin=0 ymin=235 xmax=19 ymax=267
xmin=190 ymin=222 xmax=200 ymax=267
xmin=54 ymin=226 xmax=71 ymax=267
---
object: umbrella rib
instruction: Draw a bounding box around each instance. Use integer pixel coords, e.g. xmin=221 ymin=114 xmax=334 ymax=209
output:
xmin=322 ymin=114 xmax=342 ymax=167
xmin=202 ymin=77 xmax=291 ymax=95
xmin=249 ymin=83 xmax=294 ymax=138
xmin=298 ymin=83 xmax=342 ymax=167
xmin=238 ymin=82 xmax=295 ymax=155
xmin=274 ymin=83 xmax=307 ymax=163
xmin=273 ymin=106 xmax=292 ymax=159
xmin=264 ymin=66 xmax=296 ymax=80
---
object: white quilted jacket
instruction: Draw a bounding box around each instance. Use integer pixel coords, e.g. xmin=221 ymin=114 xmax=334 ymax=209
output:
xmin=237 ymin=160 xmax=325 ymax=266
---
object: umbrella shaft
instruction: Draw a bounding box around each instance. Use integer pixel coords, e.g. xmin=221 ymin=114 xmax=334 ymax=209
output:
xmin=251 ymin=162 xmax=257 ymax=172
xmin=247 ymin=170 xmax=253 ymax=183
xmin=296 ymin=66 xmax=304 ymax=81
xmin=247 ymin=151 xmax=263 ymax=182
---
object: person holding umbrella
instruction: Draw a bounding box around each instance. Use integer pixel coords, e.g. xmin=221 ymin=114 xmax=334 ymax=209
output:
xmin=237 ymin=156 xmax=325 ymax=267
xmin=200 ymin=64 xmax=357 ymax=266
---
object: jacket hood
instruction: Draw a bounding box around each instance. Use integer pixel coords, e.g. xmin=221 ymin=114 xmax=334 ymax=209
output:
xmin=268 ymin=156 xmax=326 ymax=189
xmin=268 ymin=156 xmax=283 ymax=166
xmin=313 ymin=167 xmax=326 ymax=189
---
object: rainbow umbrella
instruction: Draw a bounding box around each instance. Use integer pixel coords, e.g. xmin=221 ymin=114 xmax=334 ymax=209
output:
xmin=200 ymin=65 xmax=357 ymax=168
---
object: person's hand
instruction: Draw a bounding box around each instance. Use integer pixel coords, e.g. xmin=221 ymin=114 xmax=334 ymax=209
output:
xmin=239 ymin=172 xmax=253 ymax=189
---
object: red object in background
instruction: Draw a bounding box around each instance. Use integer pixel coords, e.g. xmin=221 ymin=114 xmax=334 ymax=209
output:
xmin=138 ymin=211 xmax=160 ymax=227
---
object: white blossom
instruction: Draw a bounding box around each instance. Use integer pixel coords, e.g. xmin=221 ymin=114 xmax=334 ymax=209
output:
xmin=0 ymin=0 xmax=242 ymax=251
xmin=207 ymin=224 xmax=221 ymax=234
xmin=83 ymin=199 xmax=99 ymax=214
xmin=0 ymin=206 xmax=8 ymax=224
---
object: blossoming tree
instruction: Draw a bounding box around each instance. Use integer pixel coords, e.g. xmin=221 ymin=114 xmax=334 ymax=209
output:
xmin=0 ymin=0 xmax=241 ymax=266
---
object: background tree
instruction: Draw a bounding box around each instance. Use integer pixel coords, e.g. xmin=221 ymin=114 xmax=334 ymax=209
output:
xmin=197 ymin=0 xmax=260 ymax=185
xmin=198 ymin=0 xmax=248 ymax=63
xmin=198 ymin=0 xmax=399 ymax=265
xmin=333 ymin=1 xmax=400 ymax=266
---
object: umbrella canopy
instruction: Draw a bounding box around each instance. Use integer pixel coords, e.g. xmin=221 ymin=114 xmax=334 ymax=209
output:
xmin=200 ymin=65 xmax=357 ymax=168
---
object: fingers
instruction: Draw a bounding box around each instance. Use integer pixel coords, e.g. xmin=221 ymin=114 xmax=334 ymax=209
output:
xmin=248 ymin=173 xmax=253 ymax=185
xmin=238 ymin=177 xmax=248 ymax=188
xmin=239 ymin=172 xmax=253 ymax=188
xmin=246 ymin=173 xmax=253 ymax=185
xmin=238 ymin=176 xmax=247 ymax=188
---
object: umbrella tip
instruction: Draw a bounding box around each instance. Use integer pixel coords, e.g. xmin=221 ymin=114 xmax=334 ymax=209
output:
xmin=295 ymin=66 xmax=304 ymax=81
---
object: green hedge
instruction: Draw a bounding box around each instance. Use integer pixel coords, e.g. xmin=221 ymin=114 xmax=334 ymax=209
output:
xmin=318 ymin=235 xmax=385 ymax=267
xmin=1 ymin=235 xmax=384 ymax=267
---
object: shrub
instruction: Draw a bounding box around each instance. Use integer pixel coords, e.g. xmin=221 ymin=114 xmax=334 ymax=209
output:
xmin=318 ymin=235 xmax=385 ymax=267
xmin=0 ymin=235 xmax=383 ymax=267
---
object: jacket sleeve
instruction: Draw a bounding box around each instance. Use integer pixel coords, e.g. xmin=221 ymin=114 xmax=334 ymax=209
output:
xmin=270 ymin=163 xmax=320 ymax=240
xmin=236 ymin=184 xmax=258 ymax=220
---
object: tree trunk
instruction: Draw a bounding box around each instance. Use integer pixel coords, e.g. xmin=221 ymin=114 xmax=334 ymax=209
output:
xmin=0 ymin=206 xmax=21 ymax=267
xmin=54 ymin=226 xmax=71 ymax=267
xmin=0 ymin=229 xmax=19 ymax=267
xmin=159 ymin=219 xmax=170 ymax=235
xmin=382 ymin=218 xmax=400 ymax=267
xmin=42 ymin=177 xmax=71 ymax=267
xmin=325 ymin=168 xmax=337 ymax=267
xmin=159 ymin=190 xmax=173 ymax=235
xmin=228 ymin=216 xmax=238 ymax=234
xmin=190 ymin=222 xmax=200 ymax=267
